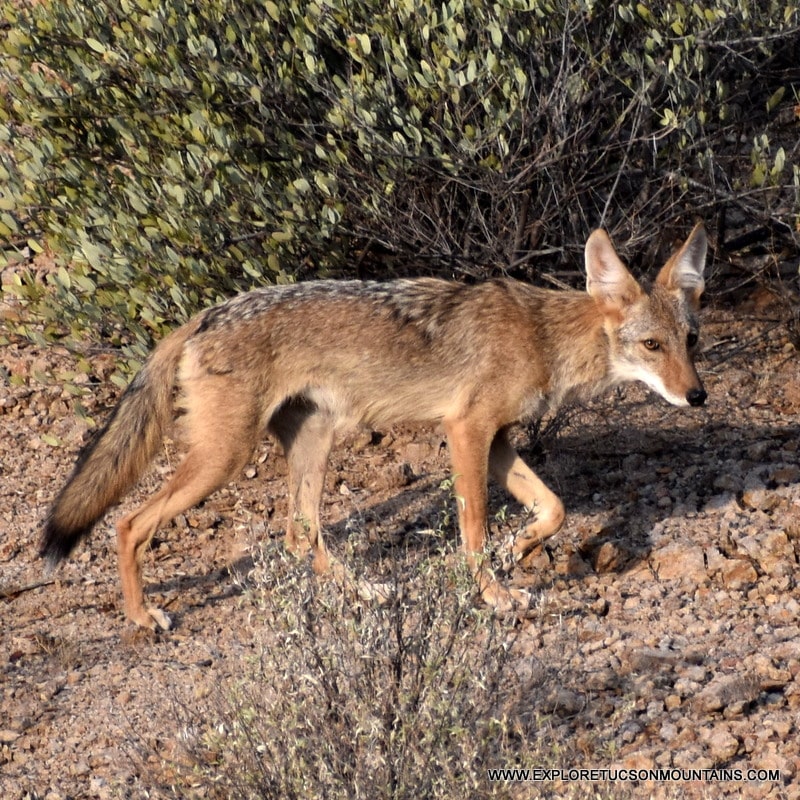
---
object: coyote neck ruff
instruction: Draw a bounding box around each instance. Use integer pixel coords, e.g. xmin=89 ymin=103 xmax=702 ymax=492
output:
xmin=41 ymin=224 xmax=708 ymax=630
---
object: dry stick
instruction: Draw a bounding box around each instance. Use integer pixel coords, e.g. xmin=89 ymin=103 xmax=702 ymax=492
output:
xmin=703 ymin=319 xmax=788 ymax=370
xmin=1 ymin=579 xmax=56 ymax=599
xmin=667 ymin=172 xmax=798 ymax=242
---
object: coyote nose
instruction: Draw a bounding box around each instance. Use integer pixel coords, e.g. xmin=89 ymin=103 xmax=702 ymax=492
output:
xmin=687 ymin=387 xmax=707 ymax=407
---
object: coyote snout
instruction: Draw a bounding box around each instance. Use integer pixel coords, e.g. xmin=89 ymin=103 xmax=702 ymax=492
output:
xmin=41 ymin=223 xmax=708 ymax=630
xmin=687 ymin=387 xmax=707 ymax=407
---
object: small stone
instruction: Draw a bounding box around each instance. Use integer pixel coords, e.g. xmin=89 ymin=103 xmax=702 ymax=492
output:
xmin=584 ymin=667 xmax=620 ymax=691
xmin=742 ymin=471 xmax=772 ymax=510
xmin=651 ymin=542 xmax=707 ymax=584
xmin=696 ymin=673 xmax=761 ymax=713
xmin=680 ymin=665 xmax=708 ymax=683
xmin=771 ymin=465 xmax=800 ymax=484
xmin=720 ymin=558 xmax=758 ymax=589
xmin=544 ymin=688 xmax=585 ymax=717
xmin=620 ymin=721 xmax=643 ymax=743
xmin=590 ymin=596 xmax=609 ymax=616
xmin=705 ymin=726 xmax=739 ymax=761
xmin=660 ymin=721 xmax=678 ymax=742
xmin=66 ymin=670 xmax=82 ymax=686
xmin=754 ymin=751 xmax=795 ymax=781
xmin=621 ymin=753 xmax=655 ymax=771
xmin=704 ymin=492 xmax=738 ymax=512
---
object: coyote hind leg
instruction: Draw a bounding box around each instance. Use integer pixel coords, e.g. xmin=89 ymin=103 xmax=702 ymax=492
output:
xmin=117 ymin=401 xmax=257 ymax=630
xmin=488 ymin=428 xmax=565 ymax=557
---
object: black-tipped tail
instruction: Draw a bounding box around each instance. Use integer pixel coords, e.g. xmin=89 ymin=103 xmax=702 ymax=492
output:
xmin=37 ymin=316 xmax=198 ymax=571
xmin=39 ymin=517 xmax=93 ymax=569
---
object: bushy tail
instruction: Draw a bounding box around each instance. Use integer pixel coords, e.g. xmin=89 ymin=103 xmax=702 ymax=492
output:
xmin=40 ymin=320 xmax=198 ymax=566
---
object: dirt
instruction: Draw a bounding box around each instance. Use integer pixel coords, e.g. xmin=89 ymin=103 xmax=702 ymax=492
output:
xmin=2 ymin=297 xmax=800 ymax=799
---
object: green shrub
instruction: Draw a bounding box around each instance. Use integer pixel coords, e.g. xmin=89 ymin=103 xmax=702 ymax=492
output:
xmin=163 ymin=545 xmax=542 ymax=799
xmin=1 ymin=0 xmax=798 ymax=364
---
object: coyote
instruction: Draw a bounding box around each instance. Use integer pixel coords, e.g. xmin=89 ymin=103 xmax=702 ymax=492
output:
xmin=41 ymin=224 xmax=708 ymax=630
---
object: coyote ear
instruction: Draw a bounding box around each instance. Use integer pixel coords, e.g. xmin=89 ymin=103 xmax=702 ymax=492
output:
xmin=656 ymin=223 xmax=707 ymax=310
xmin=585 ymin=229 xmax=642 ymax=312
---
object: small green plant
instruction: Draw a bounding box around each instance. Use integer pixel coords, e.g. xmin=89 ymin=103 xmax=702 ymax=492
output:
xmin=166 ymin=542 xmax=541 ymax=799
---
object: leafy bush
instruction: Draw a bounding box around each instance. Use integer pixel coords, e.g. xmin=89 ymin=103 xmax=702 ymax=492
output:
xmin=1 ymin=0 xmax=798 ymax=362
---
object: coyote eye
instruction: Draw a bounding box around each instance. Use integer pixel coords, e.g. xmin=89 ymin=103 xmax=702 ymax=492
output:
xmin=687 ymin=332 xmax=699 ymax=348
xmin=643 ymin=338 xmax=660 ymax=351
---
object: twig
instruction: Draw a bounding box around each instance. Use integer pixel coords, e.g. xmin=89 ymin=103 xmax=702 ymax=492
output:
xmin=667 ymin=172 xmax=798 ymax=242
xmin=0 ymin=579 xmax=56 ymax=600
xmin=703 ymin=320 xmax=788 ymax=368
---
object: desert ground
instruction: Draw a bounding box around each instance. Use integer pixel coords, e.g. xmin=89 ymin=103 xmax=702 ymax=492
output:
xmin=2 ymin=290 xmax=800 ymax=799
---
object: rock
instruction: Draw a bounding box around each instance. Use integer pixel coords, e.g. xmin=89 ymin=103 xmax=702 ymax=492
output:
xmin=589 ymin=596 xmax=609 ymax=616
xmin=586 ymin=539 xmax=628 ymax=573
xmin=719 ymin=558 xmax=758 ymax=589
xmin=660 ymin=721 xmax=678 ymax=742
xmin=517 ymin=544 xmax=550 ymax=572
xmin=771 ymin=464 xmax=800 ymax=485
xmin=627 ymin=647 xmax=685 ymax=671
xmin=735 ymin=530 xmax=794 ymax=577
xmin=704 ymin=492 xmax=738 ymax=512
xmin=665 ymin=694 xmax=682 ymax=711
xmin=651 ymin=542 xmax=707 ymax=583
xmin=554 ymin=545 xmax=592 ymax=576
xmin=753 ymin=749 xmax=795 ymax=781
xmin=751 ymin=653 xmax=793 ymax=689
xmin=704 ymin=546 xmax=728 ymax=574
xmin=704 ymin=725 xmax=740 ymax=761
xmin=757 ymin=530 xmax=795 ymax=576
xmin=695 ymin=673 xmax=762 ymax=713
xmin=544 ymin=688 xmax=586 ymax=717
xmin=621 ymin=752 xmax=656 ymax=771
xmin=673 ymin=749 xmax=713 ymax=769
xmin=619 ymin=720 xmax=643 ymax=743
xmin=741 ymin=470 xmax=773 ymax=510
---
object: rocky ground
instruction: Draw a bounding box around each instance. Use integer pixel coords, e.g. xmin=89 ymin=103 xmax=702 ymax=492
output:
xmin=2 ymin=293 xmax=799 ymax=799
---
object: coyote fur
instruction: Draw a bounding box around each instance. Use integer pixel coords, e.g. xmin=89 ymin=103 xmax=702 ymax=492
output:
xmin=41 ymin=224 xmax=708 ymax=629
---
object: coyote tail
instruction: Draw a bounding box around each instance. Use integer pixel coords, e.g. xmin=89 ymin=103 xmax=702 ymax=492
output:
xmin=40 ymin=320 xmax=197 ymax=566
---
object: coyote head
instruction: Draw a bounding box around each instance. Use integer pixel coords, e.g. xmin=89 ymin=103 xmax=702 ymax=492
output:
xmin=585 ymin=223 xmax=708 ymax=407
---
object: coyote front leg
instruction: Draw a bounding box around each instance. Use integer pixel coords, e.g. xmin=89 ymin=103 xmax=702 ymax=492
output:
xmin=488 ymin=428 xmax=565 ymax=557
xmin=445 ymin=417 xmax=530 ymax=611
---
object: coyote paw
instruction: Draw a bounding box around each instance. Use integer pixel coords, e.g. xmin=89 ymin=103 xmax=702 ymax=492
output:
xmin=480 ymin=581 xmax=531 ymax=614
xmin=355 ymin=578 xmax=398 ymax=606
xmin=511 ymin=525 xmax=559 ymax=557
xmin=148 ymin=606 xmax=173 ymax=630
xmin=327 ymin=559 xmax=398 ymax=605
xmin=128 ymin=605 xmax=172 ymax=631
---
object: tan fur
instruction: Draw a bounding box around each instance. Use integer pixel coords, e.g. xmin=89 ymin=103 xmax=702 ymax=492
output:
xmin=41 ymin=224 xmax=708 ymax=629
